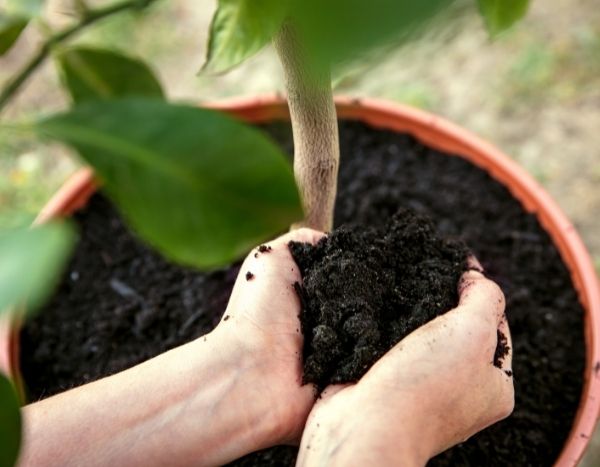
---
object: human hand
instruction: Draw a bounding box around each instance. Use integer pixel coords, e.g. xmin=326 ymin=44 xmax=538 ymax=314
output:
xmin=297 ymin=263 xmax=514 ymax=467
xmin=211 ymin=228 xmax=325 ymax=446
xmin=18 ymin=229 xmax=326 ymax=467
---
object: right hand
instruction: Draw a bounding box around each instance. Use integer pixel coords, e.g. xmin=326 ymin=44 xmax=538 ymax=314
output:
xmin=297 ymin=265 xmax=514 ymax=467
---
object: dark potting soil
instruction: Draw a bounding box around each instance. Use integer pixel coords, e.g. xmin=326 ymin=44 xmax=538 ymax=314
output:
xmin=20 ymin=120 xmax=585 ymax=466
xmin=289 ymin=209 xmax=469 ymax=390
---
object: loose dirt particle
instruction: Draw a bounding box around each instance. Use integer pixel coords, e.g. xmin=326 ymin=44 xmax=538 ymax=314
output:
xmin=494 ymin=330 xmax=510 ymax=368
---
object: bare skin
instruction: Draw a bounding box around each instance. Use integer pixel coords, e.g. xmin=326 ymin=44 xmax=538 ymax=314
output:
xmin=19 ymin=228 xmax=324 ymax=467
xmin=18 ymin=230 xmax=513 ymax=467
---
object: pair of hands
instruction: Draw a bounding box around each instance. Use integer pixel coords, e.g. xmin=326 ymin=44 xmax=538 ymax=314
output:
xmin=211 ymin=228 xmax=514 ymax=466
xmin=19 ymin=227 xmax=513 ymax=467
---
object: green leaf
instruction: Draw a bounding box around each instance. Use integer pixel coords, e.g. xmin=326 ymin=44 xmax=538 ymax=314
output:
xmin=0 ymin=373 xmax=20 ymax=467
xmin=4 ymin=0 xmax=44 ymax=18
xmin=202 ymin=0 xmax=288 ymax=74
xmin=0 ymin=15 xmax=27 ymax=56
xmin=477 ymin=0 xmax=530 ymax=37
xmin=289 ymin=0 xmax=455 ymax=67
xmin=36 ymin=98 xmax=303 ymax=269
xmin=56 ymin=47 xmax=164 ymax=104
xmin=0 ymin=222 xmax=76 ymax=316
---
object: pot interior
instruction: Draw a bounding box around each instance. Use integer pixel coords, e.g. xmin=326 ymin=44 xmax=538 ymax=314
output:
xmin=12 ymin=98 xmax=600 ymax=466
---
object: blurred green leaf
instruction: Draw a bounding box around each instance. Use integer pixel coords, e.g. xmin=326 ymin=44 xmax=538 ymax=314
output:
xmin=290 ymin=0 xmax=455 ymax=66
xmin=202 ymin=0 xmax=288 ymax=74
xmin=56 ymin=47 xmax=164 ymax=104
xmin=0 ymin=222 xmax=76 ymax=315
xmin=36 ymin=99 xmax=303 ymax=269
xmin=4 ymin=0 xmax=44 ymax=18
xmin=477 ymin=0 xmax=530 ymax=37
xmin=0 ymin=15 xmax=27 ymax=56
xmin=0 ymin=373 xmax=20 ymax=467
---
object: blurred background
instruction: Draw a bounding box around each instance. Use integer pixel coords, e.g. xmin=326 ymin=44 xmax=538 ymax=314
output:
xmin=0 ymin=0 xmax=598 ymax=464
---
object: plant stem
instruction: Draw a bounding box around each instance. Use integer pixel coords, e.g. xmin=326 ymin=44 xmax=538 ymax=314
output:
xmin=274 ymin=22 xmax=339 ymax=232
xmin=0 ymin=0 xmax=159 ymax=114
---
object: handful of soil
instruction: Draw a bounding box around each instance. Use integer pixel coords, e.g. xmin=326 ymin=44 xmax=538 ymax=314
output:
xmin=289 ymin=209 xmax=469 ymax=391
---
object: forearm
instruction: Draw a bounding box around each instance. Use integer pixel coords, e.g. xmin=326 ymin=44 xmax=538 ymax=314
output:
xmin=19 ymin=331 xmax=278 ymax=467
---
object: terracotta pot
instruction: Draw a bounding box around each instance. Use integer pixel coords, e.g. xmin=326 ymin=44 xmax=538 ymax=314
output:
xmin=1 ymin=96 xmax=598 ymax=466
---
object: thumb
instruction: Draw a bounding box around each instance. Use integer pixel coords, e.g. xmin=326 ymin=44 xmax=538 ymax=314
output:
xmin=455 ymin=266 xmax=505 ymax=328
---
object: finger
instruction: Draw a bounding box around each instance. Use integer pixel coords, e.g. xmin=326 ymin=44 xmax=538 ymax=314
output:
xmin=455 ymin=271 xmax=506 ymax=327
xmin=228 ymin=230 xmax=325 ymax=317
xmin=239 ymin=228 xmax=323 ymax=274
xmin=238 ymin=228 xmax=325 ymax=287
xmin=238 ymin=228 xmax=325 ymax=276
xmin=265 ymin=227 xmax=327 ymax=250
xmin=243 ymin=228 xmax=325 ymax=276
xmin=318 ymin=383 xmax=350 ymax=402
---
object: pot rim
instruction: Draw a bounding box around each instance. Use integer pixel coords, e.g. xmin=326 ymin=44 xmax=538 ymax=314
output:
xmin=3 ymin=95 xmax=598 ymax=467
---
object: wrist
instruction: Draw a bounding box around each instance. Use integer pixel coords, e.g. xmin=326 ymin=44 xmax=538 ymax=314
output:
xmin=198 ymin=327 xmax=296 ymax=448
xmin=208 ymin=320 xmax=317 ymax=446
xmin=189 ymin=330 xmax=287 ymax=455
xmin=19 ymin=331 xmax=288 ymax=467
xmin=358 ymin=384 xmax=441 ymax=464
xmin=120 ymin=329 xmax=288 ymax=465
xmin=299 ymin=386 xmax=432 ymax=467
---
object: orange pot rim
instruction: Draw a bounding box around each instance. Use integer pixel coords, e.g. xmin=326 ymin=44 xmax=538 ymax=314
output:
xmin=1 ymin=95 xmax=598 ymax=466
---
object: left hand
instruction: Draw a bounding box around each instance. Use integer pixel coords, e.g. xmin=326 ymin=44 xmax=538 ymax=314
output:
xmin=18 ymin=229 xmax=325 ymax=467
xmin=211 ymin=228 xmax=325 ymax=445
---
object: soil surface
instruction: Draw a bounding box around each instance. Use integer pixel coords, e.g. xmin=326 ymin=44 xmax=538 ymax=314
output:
xmin=21 ymin=195 xmax=241 ymax=395
xmin=21 ymin=120 xmax=585 ymax=466
xmin=289 ymin=209 xmax=468 ymax=390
